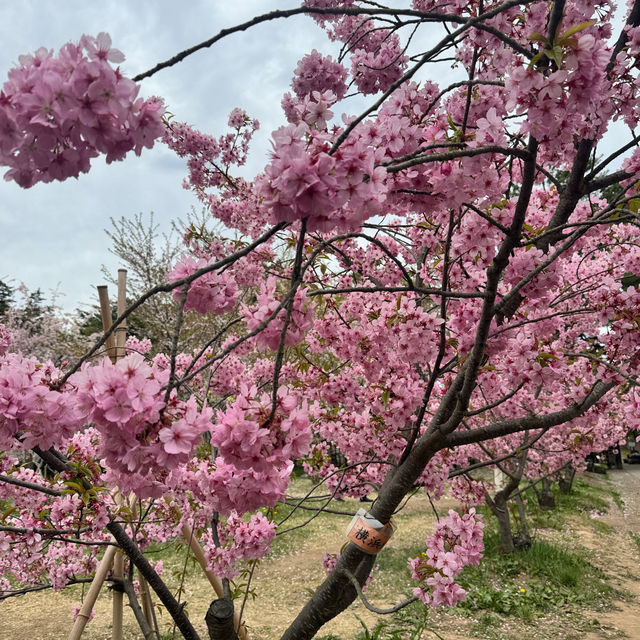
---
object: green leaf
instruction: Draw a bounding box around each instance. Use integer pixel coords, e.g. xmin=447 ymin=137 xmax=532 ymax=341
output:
xmin=536 ymin=352 xmax=559 ymax=366
xmin=559 ymin=21 xmax=595 ymax=40
xmin=63 ymin=480 xmax=85 ymax=493
xmin=562 ymin=36 xmax=579 ymax=48
xmin=550 ymin=45 xmax=564 ymax=67
xmin=621 ymin=272 xmax=640 ymax=290
xmin=528 ymin=51 xmax=546 ymax=69
xmin=1 ymin=506 xmax=17 ymax=522
xmin=528 ymin=32 xmax=549 ymax=44
xmin=627 ymin=197 xmax=640 ymax=213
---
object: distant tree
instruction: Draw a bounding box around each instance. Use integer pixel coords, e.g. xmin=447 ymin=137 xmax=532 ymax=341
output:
xmin=91 ymin=210 xmax=235 ymax=353
xmin=1 ymin=283 xmax=89 ymax=362
xmin=0 ymin=280 xmax=13 ymax=316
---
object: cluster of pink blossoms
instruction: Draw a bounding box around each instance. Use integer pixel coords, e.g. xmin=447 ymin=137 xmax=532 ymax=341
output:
xmin=1 ymin=33 xmax=164 ymax=188
xmin=411 ymin=0 xmax=468 ymax=13
xmin=504 ymin=30 xmax=610 ymax=146
xmin=124 ymin=335 xmax=153 ymax=355
xmin=167 ymin=256 xmax=239 ymax=314
xmin=282 ymin=90 xmax=338 ymax=131
xmin=291 ymin=50 xmax=348 ymax=99
xmin=449 ymin=476 xmax=486 ymax=505
xmin=408 ymin=509 xmax=484 ymax=607
xmin=244 ymin=277 xmax=314 ymax=350
xmin=349 ymin=29 xmax=408 ymax=95
xmin=161 ymin=109 xmax=259 ymax=194
xmin=211 ymin=384 xmax=311 ymax=474
xmin=203 ymin=512 xmax=276 ymax=579
xmin=202 ymin=458 xmax=293 ymax=515
xmin=0 ymin=352 xmax=84 ymax=450
xmin=257 ymin=123 xmax=387 ymax=232
xmin=367 ymin=294 xmax=444 ymax=366
xmin=302 ymin=1 xmax=406 ymax=94
xmin=70 ymin=354 xmax=213 ymax=495
xmin=179 ymin=385 xmax=311 ymax=516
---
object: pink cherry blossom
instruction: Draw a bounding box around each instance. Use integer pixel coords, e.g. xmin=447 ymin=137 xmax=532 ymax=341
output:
xmin=1 ymin=34 xmax=164 ymax=187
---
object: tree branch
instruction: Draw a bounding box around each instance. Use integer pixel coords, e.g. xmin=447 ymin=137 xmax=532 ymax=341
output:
xmin=133 ymin=2 xmax=534 ymax=83
xmin=0 ymin=473 xmax=61 ymax=496
xmin=445 ymin=380 xmax=614 ymax=448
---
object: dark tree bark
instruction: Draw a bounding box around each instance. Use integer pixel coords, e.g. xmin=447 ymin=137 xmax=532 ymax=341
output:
xmin=513 ymin=494 xmax=532 ymax=550
xmin=485 ymin=475 xmax=520 ymax=554
xmin=558 ymin=465 xmax=576 ymax=494
xmin=485 ymin=447 xmax=529 ymax=554
xmin=205 ymin=599 xmax=239 ymax=640
xmin=536 ymin=476 xmax=556 ymax=510
xmin=487 ymin=491 xmax=515 ymax=554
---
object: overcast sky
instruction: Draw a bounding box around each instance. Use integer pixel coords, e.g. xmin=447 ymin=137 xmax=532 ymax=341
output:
xmin=0 ymin=1 xmax=348 ymax=311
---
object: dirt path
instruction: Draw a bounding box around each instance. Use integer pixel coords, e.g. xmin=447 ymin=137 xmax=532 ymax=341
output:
xmin=582 ymin=466 xmax=640 ymax=640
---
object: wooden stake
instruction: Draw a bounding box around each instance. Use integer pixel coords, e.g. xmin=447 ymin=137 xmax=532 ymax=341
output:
xmin=69 ymin=285 xmax=122 ymax=640
xmin=92 ymin=278 xmax=250 ymax=639
xmin=110 ymin=490 xmax=135 ymax=640
xmin=68 ymin=545 xmax=118 ymax=640
xmin=138 ymin=574 xmax=155 ymax=632
xmin=98 ymin=279 xmax=127 ymax=640
xmin=97 ymin=282 xmax=126 ymax=639
xmin=97 ymin=286 xmax=116 ymax=362
xmin=116 ymin=269 xmax=127 ymax=359
xmin=111 ymin=551 xmax=124 ymax=640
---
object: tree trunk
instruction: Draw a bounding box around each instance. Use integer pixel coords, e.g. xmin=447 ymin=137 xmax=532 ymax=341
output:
xmin=280 ymin=434 xmax=443 ymax=640
xmin=538 ymin=476 xmax=555 ymax=510
xmin=484 ymin=451 xmax=528 ymax=554
xmin=557 ymin=465 xmax=575 ymax=494
xmin=513 ymin=494 xmax=531 ymax=550
xmin=205 ymin=599 xmax=239 ymax=640
xmin=486 ymin=491 xmax=515 ymax=554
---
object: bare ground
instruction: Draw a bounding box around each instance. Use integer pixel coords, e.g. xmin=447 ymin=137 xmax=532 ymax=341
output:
xmin=581 ymin=467 xmax=640 ymax=640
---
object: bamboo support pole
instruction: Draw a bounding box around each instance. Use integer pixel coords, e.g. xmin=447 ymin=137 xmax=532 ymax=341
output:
xmin=138 ymin=574 xmax=155 ymax=633
xmin=111 ymin=552 xmax=124 ymax=640
xmin=110 ymin=490 xmax=138 ymax=640
xmin=115 ymin=269 xmax=127 ymax=359
xmin=180 ymin=525 xmax=249 ymax=640
xmin=67 ymin=545 xmax=118 ymax=640
xmin=98 ymin=282 xmax=127 ymax=640
xmin=146 ymin=576 xmax=162 ymax=638
xmin=181 ymin=524 xmax=224 ymax=597
xmin=97 ymin=286 xmax=116 ymax=362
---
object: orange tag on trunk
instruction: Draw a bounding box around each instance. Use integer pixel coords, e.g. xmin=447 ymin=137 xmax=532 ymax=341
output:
xmin=346 ymin=509 xmax=395 ymax=554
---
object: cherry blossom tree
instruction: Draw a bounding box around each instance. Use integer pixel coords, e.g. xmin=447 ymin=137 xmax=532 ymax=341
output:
xmin=0 ymin=282 xmax=91 ymax=363
xmin=3 ymin=2 xmax=640 ymax=639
